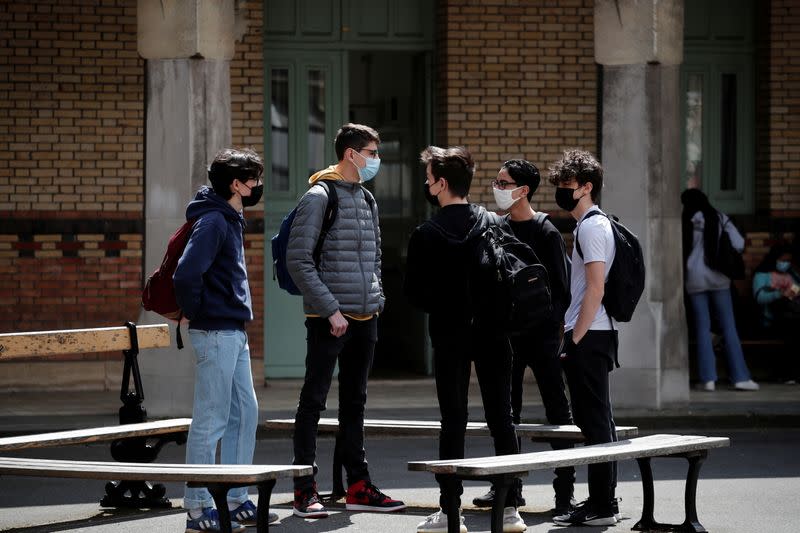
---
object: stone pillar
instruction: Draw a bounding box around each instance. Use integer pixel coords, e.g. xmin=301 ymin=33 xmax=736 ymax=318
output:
xmin=595 ymin=0 xmax=688 ymax=408
xmin=136 ymin=0 xmax=235 ymax=416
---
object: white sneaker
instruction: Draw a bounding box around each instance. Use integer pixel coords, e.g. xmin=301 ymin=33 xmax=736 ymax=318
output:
xmin=417 ymin=509 xmax=467 ymax=533
xmin=700 ymin=381 xmax=715 ymax=391
xmin=734 ymin=379 xmax=759 ymax=391
xmin=503 ymin=507 xmax=527 ymax=532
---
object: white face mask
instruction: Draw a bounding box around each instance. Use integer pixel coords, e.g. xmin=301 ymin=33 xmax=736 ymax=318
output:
xmin=493 ymin=186 xmax=522 ymax=210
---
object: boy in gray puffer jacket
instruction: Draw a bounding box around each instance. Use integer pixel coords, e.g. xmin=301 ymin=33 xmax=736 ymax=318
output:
xmin=286 ymin=123 xmax=404 ymax=519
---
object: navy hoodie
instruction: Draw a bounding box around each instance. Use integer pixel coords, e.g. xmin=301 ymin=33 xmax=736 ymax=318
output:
xmin=173 ymin=186 xmax=253 ymax=331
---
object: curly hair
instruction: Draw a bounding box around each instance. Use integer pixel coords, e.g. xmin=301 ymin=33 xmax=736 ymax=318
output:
xmin=547 ymin=149 xmax=603 ymax=202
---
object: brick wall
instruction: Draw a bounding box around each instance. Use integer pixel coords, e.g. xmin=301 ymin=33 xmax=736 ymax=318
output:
xmin=759 ymin=0 xmax=800 ymax=217
xmin=0 ymin=0 xmax=144 ymax=216
xmin=436 ymin=0 xmax=597 ymax=215
xmin=0 ymin=0 xmax=268 ymax=372
xmin=231 ymin=1 xmax=266 ymax=362
xmin=0 ymin=0 xmax=146 ymax=365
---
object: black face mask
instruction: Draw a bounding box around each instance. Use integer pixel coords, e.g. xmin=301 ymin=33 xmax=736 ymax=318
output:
xmin=424 ymin=181 xmax=440 ymax=208
xmin=241 ymin=183 xmax=263 ymax=207
xmin=555 ymin=186 xmax=582 ymax=212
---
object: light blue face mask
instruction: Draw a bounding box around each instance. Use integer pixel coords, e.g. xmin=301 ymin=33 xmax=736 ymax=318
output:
xmin=354 ymin=150 xmax=380 ymax=182
xmin=776 ymin=260 xmax=792 ymax=273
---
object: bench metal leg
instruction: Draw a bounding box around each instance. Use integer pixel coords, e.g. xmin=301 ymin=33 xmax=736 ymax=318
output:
xmin=325 ymin=432 xmax=346 ymax=502
xmin=439 ymin=475 xmax=462 ymax=533
xmin=489 ymin=476 xmax=513 ymax=533
xmin=208 ymin=484 xmax=234 ymax=533
xmin=256 ymin=480 xmax=277 ymax=533
xmin=633 ymin=451 xmax=709 ymax=532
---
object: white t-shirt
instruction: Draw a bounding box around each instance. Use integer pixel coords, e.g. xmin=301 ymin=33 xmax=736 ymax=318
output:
xmin=564 ymin=206 xmax=616 ymax=332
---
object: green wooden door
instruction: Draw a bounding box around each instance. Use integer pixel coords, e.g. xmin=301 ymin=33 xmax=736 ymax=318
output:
xmin=262 ymin=51 xmax=347 ymax=378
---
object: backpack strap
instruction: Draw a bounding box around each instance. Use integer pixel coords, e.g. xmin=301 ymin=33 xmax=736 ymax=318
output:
xmin=311 ymin=181 xmax=338 ymax=267
xmin=574 ymin=209 xmax=604 ymax=259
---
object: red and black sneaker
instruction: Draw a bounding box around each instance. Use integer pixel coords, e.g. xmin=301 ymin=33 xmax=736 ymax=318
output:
xmin=293 ymin=485 xmax=329 ymax=518
xmin=345 ymin=479 xmax=406 ymax=512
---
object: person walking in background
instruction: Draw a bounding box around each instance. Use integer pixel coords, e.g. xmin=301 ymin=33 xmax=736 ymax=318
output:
xmin=173 ymin=148 xmax=271 ymax=533
xmin=286 ymin=123 xmax=405 ymax=519
xmin=471 ymin=159 xmax=576 ymax=516
xmin=681 ymin=185 xmax=759 ymax=391
xmin=752 ymin=242 xmax=800 ymax=383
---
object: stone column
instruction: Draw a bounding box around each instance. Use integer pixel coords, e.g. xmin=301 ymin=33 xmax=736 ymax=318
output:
xmin=595 ymin=0 xmax=688 ymax=408
xmin=136 ymin=0 xmax=235 ymax=416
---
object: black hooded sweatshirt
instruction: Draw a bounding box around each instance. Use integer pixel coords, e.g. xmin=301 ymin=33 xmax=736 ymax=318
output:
xmin=404 ymin=204 xmax=496 ymax=340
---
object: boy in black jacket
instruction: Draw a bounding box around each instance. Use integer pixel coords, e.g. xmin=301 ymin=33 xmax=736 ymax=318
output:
xmin=472 ymin=159 xmax=576 ymax=516
xmin=405 ymin=146 xmax=526 ymax=533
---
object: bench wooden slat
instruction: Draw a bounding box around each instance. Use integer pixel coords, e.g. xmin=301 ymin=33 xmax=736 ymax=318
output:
xmin=409 ymin=434 xmax=730 ymax=475
xmin=0 ymin=457 xmax=312 ymax=483
xmin=264 ymin=418 xmax=638 ymax=440
xmin=0 ymin=418 xmax=193 ymax=452
xmin=0 ymin=324 xmax=171 ymax=359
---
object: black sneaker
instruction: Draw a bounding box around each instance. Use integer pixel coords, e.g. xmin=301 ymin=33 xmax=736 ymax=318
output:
xmin=293 ymin=486 xmax=329 ymax=518
xmin=552 ymin=495 xmax=577 ymax=516
xmin=553 ymin=502 xmax=617 ymax=527
xmin=472 ymin=485 xmax=526 ymax=507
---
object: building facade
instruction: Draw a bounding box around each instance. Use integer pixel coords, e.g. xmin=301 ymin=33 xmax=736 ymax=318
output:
xmin=1 ymin=1 xmax=797 ymax=411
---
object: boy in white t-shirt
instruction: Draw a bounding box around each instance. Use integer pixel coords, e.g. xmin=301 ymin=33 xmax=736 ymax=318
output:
xmin=548 ymin=149 xmax=619 ymax=527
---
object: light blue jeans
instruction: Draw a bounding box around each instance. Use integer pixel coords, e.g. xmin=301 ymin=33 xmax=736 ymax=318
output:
xmin=184 ymin=329 xmax=259 ymax=510
xmin=688 ymin=289 xmax=752 ymax=384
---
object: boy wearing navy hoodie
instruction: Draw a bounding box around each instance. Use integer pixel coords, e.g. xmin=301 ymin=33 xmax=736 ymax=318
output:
xmin=173 ymin=148 xmax=272 ymax=533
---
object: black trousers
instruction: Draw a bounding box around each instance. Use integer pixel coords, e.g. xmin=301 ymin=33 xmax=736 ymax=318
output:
xmin=561 ymin=329 xmax=618 ymax=510
xmin=511 ymin=326 xmax=576 ymax=499
xmin=432 ymin=328 xmax=520 ymax=509
xmin=293 ymin=316 xmax=376 ymax=491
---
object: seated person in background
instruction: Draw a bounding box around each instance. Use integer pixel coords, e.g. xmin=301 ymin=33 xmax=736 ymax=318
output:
xmin=752 ymin=242 xmax=800 ymax=384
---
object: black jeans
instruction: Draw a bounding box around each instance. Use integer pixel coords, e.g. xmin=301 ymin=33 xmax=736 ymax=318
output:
xmin=432 ymin=327 xmax=520 ymax=509
xmin=561 ymin=329 xmax=618 ymax=511
xmin=292 ymin=316 xmax=377 ymax=491
xmin=511 ymin=326 xmax=576 ymax=500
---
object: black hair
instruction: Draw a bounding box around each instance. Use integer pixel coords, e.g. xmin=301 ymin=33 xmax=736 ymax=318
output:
xmin=547 ymin=149 xmax=603 ymax=202
xmin=502 ymin=159 xmax=540 ymax=201
xmin=419 ymin=145 xmax=474 ymax=199
xmin=208 ymin=147 xmax=263 ymax=200
xmin=334 ymin=123 xmax=380 ymax=161
xmin=755 ymin=242 xmax=793 ymax=273
xmin=680 ymin=188 xmax=720 ymax=268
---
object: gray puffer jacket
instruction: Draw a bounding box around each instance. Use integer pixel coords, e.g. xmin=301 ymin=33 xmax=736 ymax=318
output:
xmin=287 ymin=173 xmax=384 ymax=318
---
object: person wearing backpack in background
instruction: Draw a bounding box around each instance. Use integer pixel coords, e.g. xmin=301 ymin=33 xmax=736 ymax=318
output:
xmin=286 ymin=123 xmax=405 ymax=519
xmin=172 ymin=148 xmax=272 ymax=533
xmin=405 ymin=146 xmax=526 ymax=533
xmin=471 ymin=159 xmax=576 ymax=517
xmin=547 ymin=149 xmax=619 ymax=527
xmin=681 ymin=183 xmax=759 ymax=392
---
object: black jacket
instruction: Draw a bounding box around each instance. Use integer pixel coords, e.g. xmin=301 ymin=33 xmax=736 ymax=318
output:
xmin=404 ymin=204 xmax=500 ymax=340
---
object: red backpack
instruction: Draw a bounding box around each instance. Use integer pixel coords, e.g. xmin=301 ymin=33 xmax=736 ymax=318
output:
xmin=141 ymin=219 xmax=195 ymax=349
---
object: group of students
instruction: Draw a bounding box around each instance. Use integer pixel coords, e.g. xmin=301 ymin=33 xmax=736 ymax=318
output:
xmin=170 ymin=123 xmax=624 ymax=533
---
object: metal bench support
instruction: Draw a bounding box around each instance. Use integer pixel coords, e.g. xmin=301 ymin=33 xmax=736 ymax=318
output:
xmin=101 ymin=321 xmax=186 ymax=509
xmin=203 ymin=479 xmax=277 ymax=533
xmin=633 ymin=450 xmax=709 ymax=533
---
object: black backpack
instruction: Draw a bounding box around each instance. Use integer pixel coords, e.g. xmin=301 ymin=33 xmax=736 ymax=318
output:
xmin=575 ymin=210 xmax=645 ymax=323
xmin=465 ymin=211 xmax=554 ymax=335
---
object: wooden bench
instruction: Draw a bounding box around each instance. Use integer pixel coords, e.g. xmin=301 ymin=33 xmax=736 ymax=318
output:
xmin=264 ymin=417 xmax=638 ymax=500
xmin=409 ymin=433 xmax=730 ymax=533
xmin=0 ymin=323 xmax=190 ymax=507
xmin=0 ymin=456 xmax=311 ymax=533
xmin=0 ymin=418 xmax=192 ymax=452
